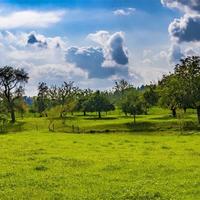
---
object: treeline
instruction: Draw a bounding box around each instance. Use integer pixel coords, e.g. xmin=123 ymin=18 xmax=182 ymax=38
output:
xmin=0 ymin=56 xmax=200 ymax=125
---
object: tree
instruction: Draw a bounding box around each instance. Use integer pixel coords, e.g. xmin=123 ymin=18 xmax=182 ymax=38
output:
xmin=48 ymin=81 xmax=79 ymax=117
xmin=174 ymin=56 xmax=200 ymax=123
xmin=113 ymin=79 xmax=131 ymax=106
xmin=143 ymin=84 xmax=158 ymax=108
xmin=158 ymin=56 xmax=200 ymax=122
xmin=158 ymin=74 xmax=182 ymax=117
xmin=113 ymin=79 xmax=130 ymax=93
xmin=120 ymin=88 xmax=146 ymax=123
xmin=86 ymin=91 xmax=115 ymax=118
xmin=15 ymin=97 xmax=28 ymax=118
xmin=0 ymin=66 xmax=29 ymax=123
xmin=74 ymin=89 xmax=93 ymax=116
xmin=37 ymin=82 xmax=49 ymax=116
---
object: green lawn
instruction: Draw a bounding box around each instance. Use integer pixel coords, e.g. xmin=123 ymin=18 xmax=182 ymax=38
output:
xmin=0 ymin=108 xmax=199 ymax=199
xmin=5 ymin=107 xmax=200 ymax=134
xmin=0 ymin=132 xmax=199 ymax=200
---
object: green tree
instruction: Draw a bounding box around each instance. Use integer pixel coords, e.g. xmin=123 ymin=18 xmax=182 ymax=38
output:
xmin=86 ymin=91 xmax=115 ymax=118
xmin=174 ymin=56 xmax=200 ymax=123
xmin=0 ymin=66 xmax=29 ymax=123
xmin=113 ymin=79 xmax=131 ymax=106
xmin=15 ymin=97 xmax=28 ymax=119
xmin=158 ymin=74 xmax=182 ymax=117
xmin=74 ymin=89 xmax=93 ymax=116
xmin=48 ymin=81 xmax=79 ymax=117
xmin=37 ymin=82 xmax=49 ymax=116
xmin=120 ymin=88 xmax=146 ymax=123
xmin=143 ymin=84 xmax=158 ymax=107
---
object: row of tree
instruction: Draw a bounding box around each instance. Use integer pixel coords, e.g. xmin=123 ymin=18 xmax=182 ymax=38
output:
xmin=33 ymin=82 xmax=115 ymax=119
xmin=0 ymin=56 xmax=200 ymax=124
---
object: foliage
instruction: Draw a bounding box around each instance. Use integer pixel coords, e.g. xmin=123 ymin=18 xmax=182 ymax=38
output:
xmin=0 ymin=66 xmax=29 ymax=123
xmin=14 ymin=97 xmax=28 ymax=118
xmin=0 ymin=114 xmax=8 ymax=133
xmin=174 ymin=56 xmax=200 ymax=123
xmin=120 ymin=87 xmax=146 ymax=123
xmin=36 ymin=82 xmax=49 ymax=116
xmin=83 ymin=91 xmax=115 ymax=118
xmin=158 ymin=56 xmax=200 ymax=123
xmin=143 ymin=84 xmax=158 ymax=107
xmin=158 ymin=74 xmax=183 ymax=117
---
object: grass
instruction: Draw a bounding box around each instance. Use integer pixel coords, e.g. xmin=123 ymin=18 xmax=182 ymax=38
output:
xmin=0 ymin=132 xmax=199 ymax=199
xmin=3 ymin=107 xmax=199 ymax=134
xmin=0 ymin=107 xmax=199 ymax=199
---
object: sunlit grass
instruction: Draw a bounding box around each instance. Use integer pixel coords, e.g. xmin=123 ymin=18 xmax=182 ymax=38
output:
xmin=0 ymin=132 xmax=199 ymax=199
xmin=0 ymin=107 xmax=199 ymax=199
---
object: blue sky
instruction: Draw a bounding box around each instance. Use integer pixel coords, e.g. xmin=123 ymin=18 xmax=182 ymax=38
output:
xmin=0 ymin=0 xmax=178 ymax=44
xmin=1 ymin=0 xmax=166 ymax=9
xmin=0 ymin=0 xmax=197 ymax=95
xmin=0 ymin=0 xmax=178 ymax=50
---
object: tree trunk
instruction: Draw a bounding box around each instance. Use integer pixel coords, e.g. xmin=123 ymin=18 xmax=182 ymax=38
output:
xmin=98 ymin=111 xmax=101 ymax=119
xmin=197 ymin=106 xmax=200 ymax=124
xmin=133 ymin=114 xmax=136 ymax=124
xmin=83 ymin=111 xmax=86 ymax=116
xmin=8 ymin=100 xmax=15 ymax=123
xmin=183 ymin=107 xmax=187 ymax=113
xmin=171 ymin=108 xmax=176 ymax=118
xmin=10 ymin=108 xmax=15 ymax=123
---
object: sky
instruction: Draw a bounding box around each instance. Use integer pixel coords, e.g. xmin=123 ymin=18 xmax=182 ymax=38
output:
xmin=0 ymin=0 xmax=199 ymax=95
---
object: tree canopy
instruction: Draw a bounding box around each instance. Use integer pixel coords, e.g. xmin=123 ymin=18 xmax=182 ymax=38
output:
xmin=0 ymin=66 xmax=29 ymax=123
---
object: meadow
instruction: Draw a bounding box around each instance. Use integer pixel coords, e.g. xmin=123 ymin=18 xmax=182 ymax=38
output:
xmin=0 ymin=108 xmax=200 ymax=200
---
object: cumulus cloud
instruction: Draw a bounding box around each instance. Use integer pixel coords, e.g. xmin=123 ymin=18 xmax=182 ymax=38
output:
xmin=27 ymin=34 xmax=48 ymax=48
xmin=169 ymin=14 xmax=200 ymax=42
xmin=109 ymin=33 xmax=129 ymax=65
xmin=0 ymin=10 xmax=65 ymax=29
xmin=0 ymin=31 xmax=85 ymax=95
xmin=88 ymin=31 xmax=129 ymax=66
xmin=65 ymin=46 xmax=129 ymax=79
xmin=162 ymin=0 xmax=200 ymax=43
xmin=161 ymin=0 xmax=200 ymax=14
xmin=113 ymin=8 xmax=136 ymax=16
xmin=168 ymin=44 xmax=184 ymax=63
xmin=0 ymin=30 xmax=131 ymax=95
xmin=161 ymin=0 xmax=200 ymax=65
xmin=64 ymin=31 xmax=130 ymax=79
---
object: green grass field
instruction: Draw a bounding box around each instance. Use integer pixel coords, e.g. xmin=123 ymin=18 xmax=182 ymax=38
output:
xmin=0 ymin=108 xmax=200 ymax=199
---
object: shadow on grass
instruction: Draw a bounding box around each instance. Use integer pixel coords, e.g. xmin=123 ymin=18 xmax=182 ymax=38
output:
xmin=150 ymin=115 xmax=174 ymax=121
xmin=126 ymin=121 xmax=167 ymax=132
xmin=0 ymin=121 xmax=26 ymax=134
xmin=84 ymin=117 xmax=118 ymax=120
xmin=126 ymin=121 xmax=200 ymax=133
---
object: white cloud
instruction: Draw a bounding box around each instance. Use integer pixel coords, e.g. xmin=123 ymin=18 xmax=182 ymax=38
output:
xmin=168 ymin=43 xmax=184 ymax=63
xmin=161 ymin=0 xmax=200 ymax=14
xmin=88 ymin=31 xmax=129 ymax=66
xmin=65 ymin=46 xmax=129 ymax=79
xmin=113 ymin=8 xmax=136 ymax=16
xmin=161 ymin=0 xmax=200 ymax=66
xmin=0 ymin=29 xmax=176 ymax=95
xmin=162 ymin=0 xmax=200 ymax=43
xmin=0 ymin=31 xmax=85 ymax=95
xmin=0 ymin=10 xmax=65 ymax=29
xmin=0 ymin=30 xmax=131 ymax=95
xmin=169 ymin=14 xmax=200 ymax=42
